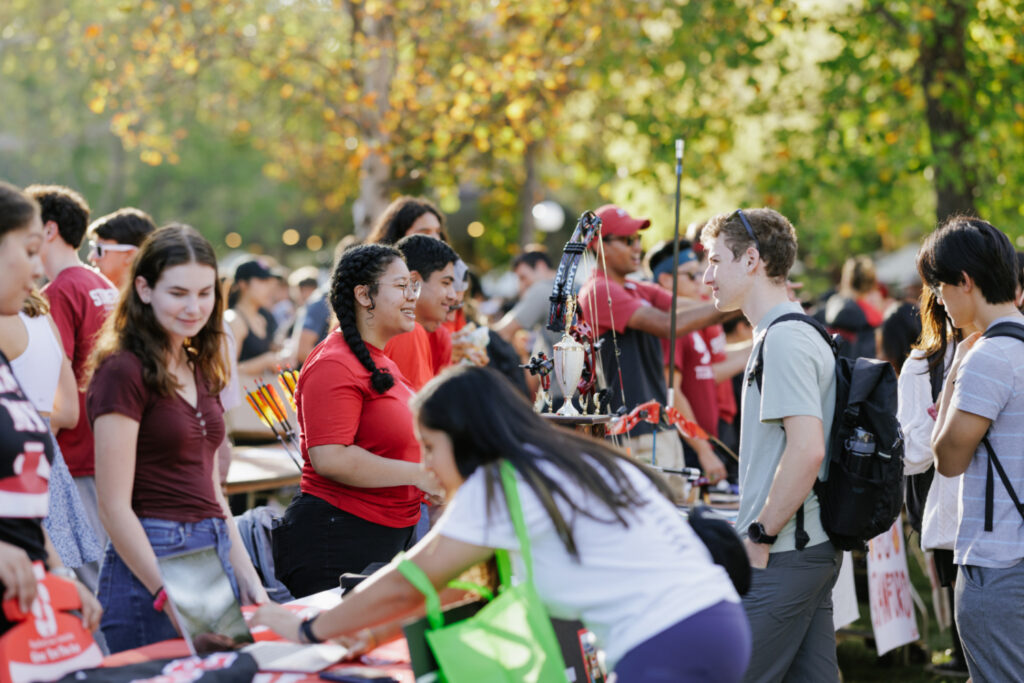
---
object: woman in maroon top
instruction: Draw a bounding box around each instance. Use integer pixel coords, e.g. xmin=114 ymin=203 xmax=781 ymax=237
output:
xmin=273 ymin=244 xmax=443 ymax=598
xmin=86 ymin=224 xmax=266 ymax=653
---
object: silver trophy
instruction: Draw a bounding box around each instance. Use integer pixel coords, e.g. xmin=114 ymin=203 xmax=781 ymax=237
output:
xmin=553 ymin=332 xmax=585 ymax=416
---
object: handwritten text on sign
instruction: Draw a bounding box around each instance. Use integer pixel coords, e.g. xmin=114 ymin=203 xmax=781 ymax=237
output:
xmin=867 ymin=515 xmax=919 ymax=656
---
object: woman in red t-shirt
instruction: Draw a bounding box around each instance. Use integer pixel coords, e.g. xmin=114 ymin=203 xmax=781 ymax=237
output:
xmin=86 ymin=225 xmax=266 ymax=653
xmin=273 ymin=243 xmax=443 ymax=598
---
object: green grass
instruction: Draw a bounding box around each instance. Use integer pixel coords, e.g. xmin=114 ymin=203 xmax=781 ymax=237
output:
xmin=836 ymin=531 xmax=967 ymax=682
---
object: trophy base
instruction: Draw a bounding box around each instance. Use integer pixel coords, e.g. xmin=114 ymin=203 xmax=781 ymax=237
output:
xmin=555 ymin=402 xmax=580 ymax=417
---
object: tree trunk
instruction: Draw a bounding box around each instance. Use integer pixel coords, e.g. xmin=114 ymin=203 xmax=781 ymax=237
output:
xmin=518 ymin=140 xmax=540 ymax=249
xmin=352 ymin=8 xmax=396 ymax=238
xmin=918 ymin=0 xmax=977 ymax=222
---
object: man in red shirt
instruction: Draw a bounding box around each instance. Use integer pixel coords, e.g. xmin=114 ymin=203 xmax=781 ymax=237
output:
xmin=647 ymin=239 xmax=750 ymax=483
xmin=28 ymin=185 xmax=118 ymax=591
xmin=577 ymin=205 xmax=728 ymax=495
xmin=384 ymin=235 xmax=459 ymax=391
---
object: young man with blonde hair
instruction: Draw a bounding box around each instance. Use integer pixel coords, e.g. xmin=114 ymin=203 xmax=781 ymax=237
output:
xmin=702 ymin=208 xmax=840 ymax=682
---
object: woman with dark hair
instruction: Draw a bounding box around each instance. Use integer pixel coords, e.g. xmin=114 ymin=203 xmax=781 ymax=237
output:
xmin=898 ymin=286 xmax=975 ymax=677
xmin=226 ymin=258 xmax=281 ymax=377
xmin=0 ymin=181 xmax=101 ymax=636
xmin=366 ymin=196 xmax=448 ymax=245
xmin=877 ymin=301 xmax=921 ymax=375
xmin=273 ymin=244 xmax=443 ymax=598
xmin=257 ymin=366 xmax=749 ymax=682
xmin=86 ymin=224 xmax=266 ymax=653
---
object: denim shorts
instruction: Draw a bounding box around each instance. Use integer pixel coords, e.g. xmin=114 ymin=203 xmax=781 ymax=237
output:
xmin=98 ymin=516 xmax=239 ymax=654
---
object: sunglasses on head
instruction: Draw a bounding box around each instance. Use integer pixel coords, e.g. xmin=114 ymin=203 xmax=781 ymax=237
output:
xmin=89 ymin=240 xmax=137 ymax=258
xmin=733 ymin=209 xmax=761 ymax=253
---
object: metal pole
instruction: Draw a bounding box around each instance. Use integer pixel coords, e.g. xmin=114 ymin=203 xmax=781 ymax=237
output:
xmin=666 ymin=139 xmax=684 ymax=407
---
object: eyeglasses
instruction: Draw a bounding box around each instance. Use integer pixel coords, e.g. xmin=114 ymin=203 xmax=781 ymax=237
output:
xmin=603 ymin=235 xmax=642 ymax=247
xmin=734 ymin=209 xmax=761 ymax=253
xmin=89 ymin=240 xmax=137 ymax=258
xmin=394 ymin=280 xmax=422 ymax=298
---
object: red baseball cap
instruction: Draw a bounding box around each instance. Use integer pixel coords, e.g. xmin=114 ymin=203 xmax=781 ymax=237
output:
xmin=596 ymin=205 xmax=651 ymax=237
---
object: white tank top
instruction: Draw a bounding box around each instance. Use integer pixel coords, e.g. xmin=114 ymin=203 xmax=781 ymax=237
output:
xmin=10 ymin=312 xmax=64 ymax=413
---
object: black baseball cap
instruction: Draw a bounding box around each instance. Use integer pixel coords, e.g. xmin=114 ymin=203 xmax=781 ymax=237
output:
xmin=234 ymin=259 xmax=275 ymax=282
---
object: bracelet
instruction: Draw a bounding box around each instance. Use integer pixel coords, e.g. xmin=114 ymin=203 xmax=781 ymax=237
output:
xmin=300 ymin=616 xmax=323 ymax=644
xmin=49 ymin=567 xmax=76 ymax=581
xmin=152 ymin=588 xmax=168 ymax=612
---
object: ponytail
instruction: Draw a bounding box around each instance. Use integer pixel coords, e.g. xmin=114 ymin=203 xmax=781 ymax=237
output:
xmin=329 ymin=243 xmax=402 ymax=394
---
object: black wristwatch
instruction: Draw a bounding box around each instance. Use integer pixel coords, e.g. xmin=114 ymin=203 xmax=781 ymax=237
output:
xmin=299 ymin=616 xmax=324 ymax=644
xmin=747 ymin=521 xmax=777 ymax=545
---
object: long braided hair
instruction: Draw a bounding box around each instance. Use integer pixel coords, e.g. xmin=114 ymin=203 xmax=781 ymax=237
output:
xmin=329 ymin=243 xmax=402 ymax=394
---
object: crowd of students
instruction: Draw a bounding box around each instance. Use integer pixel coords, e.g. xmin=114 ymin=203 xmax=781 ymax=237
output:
xmin=1 ymin=175 xmax=1023 ymax=682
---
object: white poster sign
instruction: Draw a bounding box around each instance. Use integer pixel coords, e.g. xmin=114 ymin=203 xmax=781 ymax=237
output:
xmin=867 ymin=515 xmax=919 ymax=655
xmin=832 ymin=552 xmax=859 ymax=630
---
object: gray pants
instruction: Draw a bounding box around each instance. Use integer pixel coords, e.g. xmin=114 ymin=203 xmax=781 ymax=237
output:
xmin=741 ymin=541 xmax=841 ymax=683
xmin=956 ymin=561 xmax=1024 ymax=683
xmin=72 ymin=476 xmax=109 ymax=594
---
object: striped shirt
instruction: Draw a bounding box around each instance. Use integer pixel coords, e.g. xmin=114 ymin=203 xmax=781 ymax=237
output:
xmin=951 ymin=316 xmax=1024 ymax=568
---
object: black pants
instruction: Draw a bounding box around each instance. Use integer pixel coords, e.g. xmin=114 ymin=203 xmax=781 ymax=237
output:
xmin=273 ymin=492 xmax=416 ymax=598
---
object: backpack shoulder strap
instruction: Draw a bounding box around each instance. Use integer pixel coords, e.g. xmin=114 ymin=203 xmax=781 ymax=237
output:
xmin=981 ymin=436 xmax=1024 ymax=530
xmin=983 ymin=321 xmax=1024 ymax=346
xmin=750 ymin=312 xmax=837 ymax=393
xmin=928 ymin=356 xmax=944 ymax=404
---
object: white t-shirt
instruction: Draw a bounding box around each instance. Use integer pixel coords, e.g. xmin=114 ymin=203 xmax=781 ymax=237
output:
xmin=436 ymin=458 xmax=739 ymax=668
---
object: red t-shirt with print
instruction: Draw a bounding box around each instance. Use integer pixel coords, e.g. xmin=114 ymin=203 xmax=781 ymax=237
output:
xmin=43 ymin=266 xmax=118 ymax=476
xmin=296 ymin=332 xmax=421 ymax=528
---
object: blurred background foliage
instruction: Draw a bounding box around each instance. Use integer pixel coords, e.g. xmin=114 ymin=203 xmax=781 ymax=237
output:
xmin=3 ymin=0 xmax=1024 ymax=284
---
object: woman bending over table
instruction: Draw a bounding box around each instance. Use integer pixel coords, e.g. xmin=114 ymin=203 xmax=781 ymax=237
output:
xmin=257 ymin=366 xmax=751 ymax=682
xmin=273 ymin=243 xmax=443 ymax=598
xmin=87 ymin=224 xmax=266 ymax=653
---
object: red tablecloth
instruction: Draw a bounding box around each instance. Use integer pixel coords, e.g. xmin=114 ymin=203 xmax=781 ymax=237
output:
xmin=102 ymin=638 xmax=414 ymax=682
xmin=100 ymin=589 xmax=415 ymax=683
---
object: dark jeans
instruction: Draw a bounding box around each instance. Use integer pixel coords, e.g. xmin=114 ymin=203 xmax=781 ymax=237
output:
xmin=614 ymin=600 xmax=751 ymax=682
xmin=273 ymin=492 xmax=416 ymax=598
xmin=99 ymin=517 xmax=238 ymax=654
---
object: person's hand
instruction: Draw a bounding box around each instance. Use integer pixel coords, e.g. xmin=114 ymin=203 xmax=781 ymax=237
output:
xmin=0 ymin=541 xmax=37 ymax=614
xmin=695 ymin=442 xmax=727 ymax=485
xmin=335 ymin=628 xmax=377 ymax=660
xmin=252 ymin=603 xmax=304 ymax=642
xmin=743 ymin=537 xmax=770 ymax=570
xmin=416 ymin=468 xmax=444 ymax=499
xmin=785 ymin=280 xmax=804 ymax=302
xmin=951 ymin=331 xmax=982 ymax=370
xmin=73 ymin=580 xmax=102 ymax=632
xmin=237 ymin=569 xmax=269 ymax=606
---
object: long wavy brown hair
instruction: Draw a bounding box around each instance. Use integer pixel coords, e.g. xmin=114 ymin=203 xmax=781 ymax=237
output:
xmin=86 ymin=223 xmax=227 ymax=396
xmin=912 ymin=284 xmax=961 ymax=372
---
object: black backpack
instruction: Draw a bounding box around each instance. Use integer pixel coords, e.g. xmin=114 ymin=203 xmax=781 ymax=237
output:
xmin=976 ymin=322 xmax=1024 ymax=530
xmin=750 ymin=313 xmax=904 ymax=552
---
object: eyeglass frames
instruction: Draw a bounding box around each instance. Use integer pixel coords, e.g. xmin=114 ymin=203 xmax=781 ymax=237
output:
xmin=89 ymin=240 xmax=138 ymax=258
xmin=394 ymin=279 xmax=422 ymax=298
xmin=734 ymin=209 xmax=761 ymax=253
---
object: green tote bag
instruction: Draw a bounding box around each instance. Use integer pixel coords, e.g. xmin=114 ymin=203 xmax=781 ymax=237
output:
xmin=396 ymin=461 xmax=571 ymax=683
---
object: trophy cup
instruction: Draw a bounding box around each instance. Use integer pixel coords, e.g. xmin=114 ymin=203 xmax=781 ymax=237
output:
xmin=553 ymin=332 xmax=585 ymax=416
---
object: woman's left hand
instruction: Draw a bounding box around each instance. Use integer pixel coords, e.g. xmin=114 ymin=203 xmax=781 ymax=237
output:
xmin=73 ymin=580 xmax=103 ymax=632
xmin=252 ymin=603 xmax=303 ymax=642
xmin=237 ymin=570 xmax=269 ymax=606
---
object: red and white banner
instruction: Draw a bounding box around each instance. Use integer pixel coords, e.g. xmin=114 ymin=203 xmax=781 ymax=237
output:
xmin=867 ymin=515 xmax=919 ymax=655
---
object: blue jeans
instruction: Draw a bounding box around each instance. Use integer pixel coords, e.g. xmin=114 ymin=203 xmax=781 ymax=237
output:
xmin=98 ymin=517 xmax=239 ymax=654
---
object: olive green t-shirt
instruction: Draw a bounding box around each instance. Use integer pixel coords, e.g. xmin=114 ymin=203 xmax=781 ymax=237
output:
xmin=737 ymin=301 xmax=836 ymax=552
